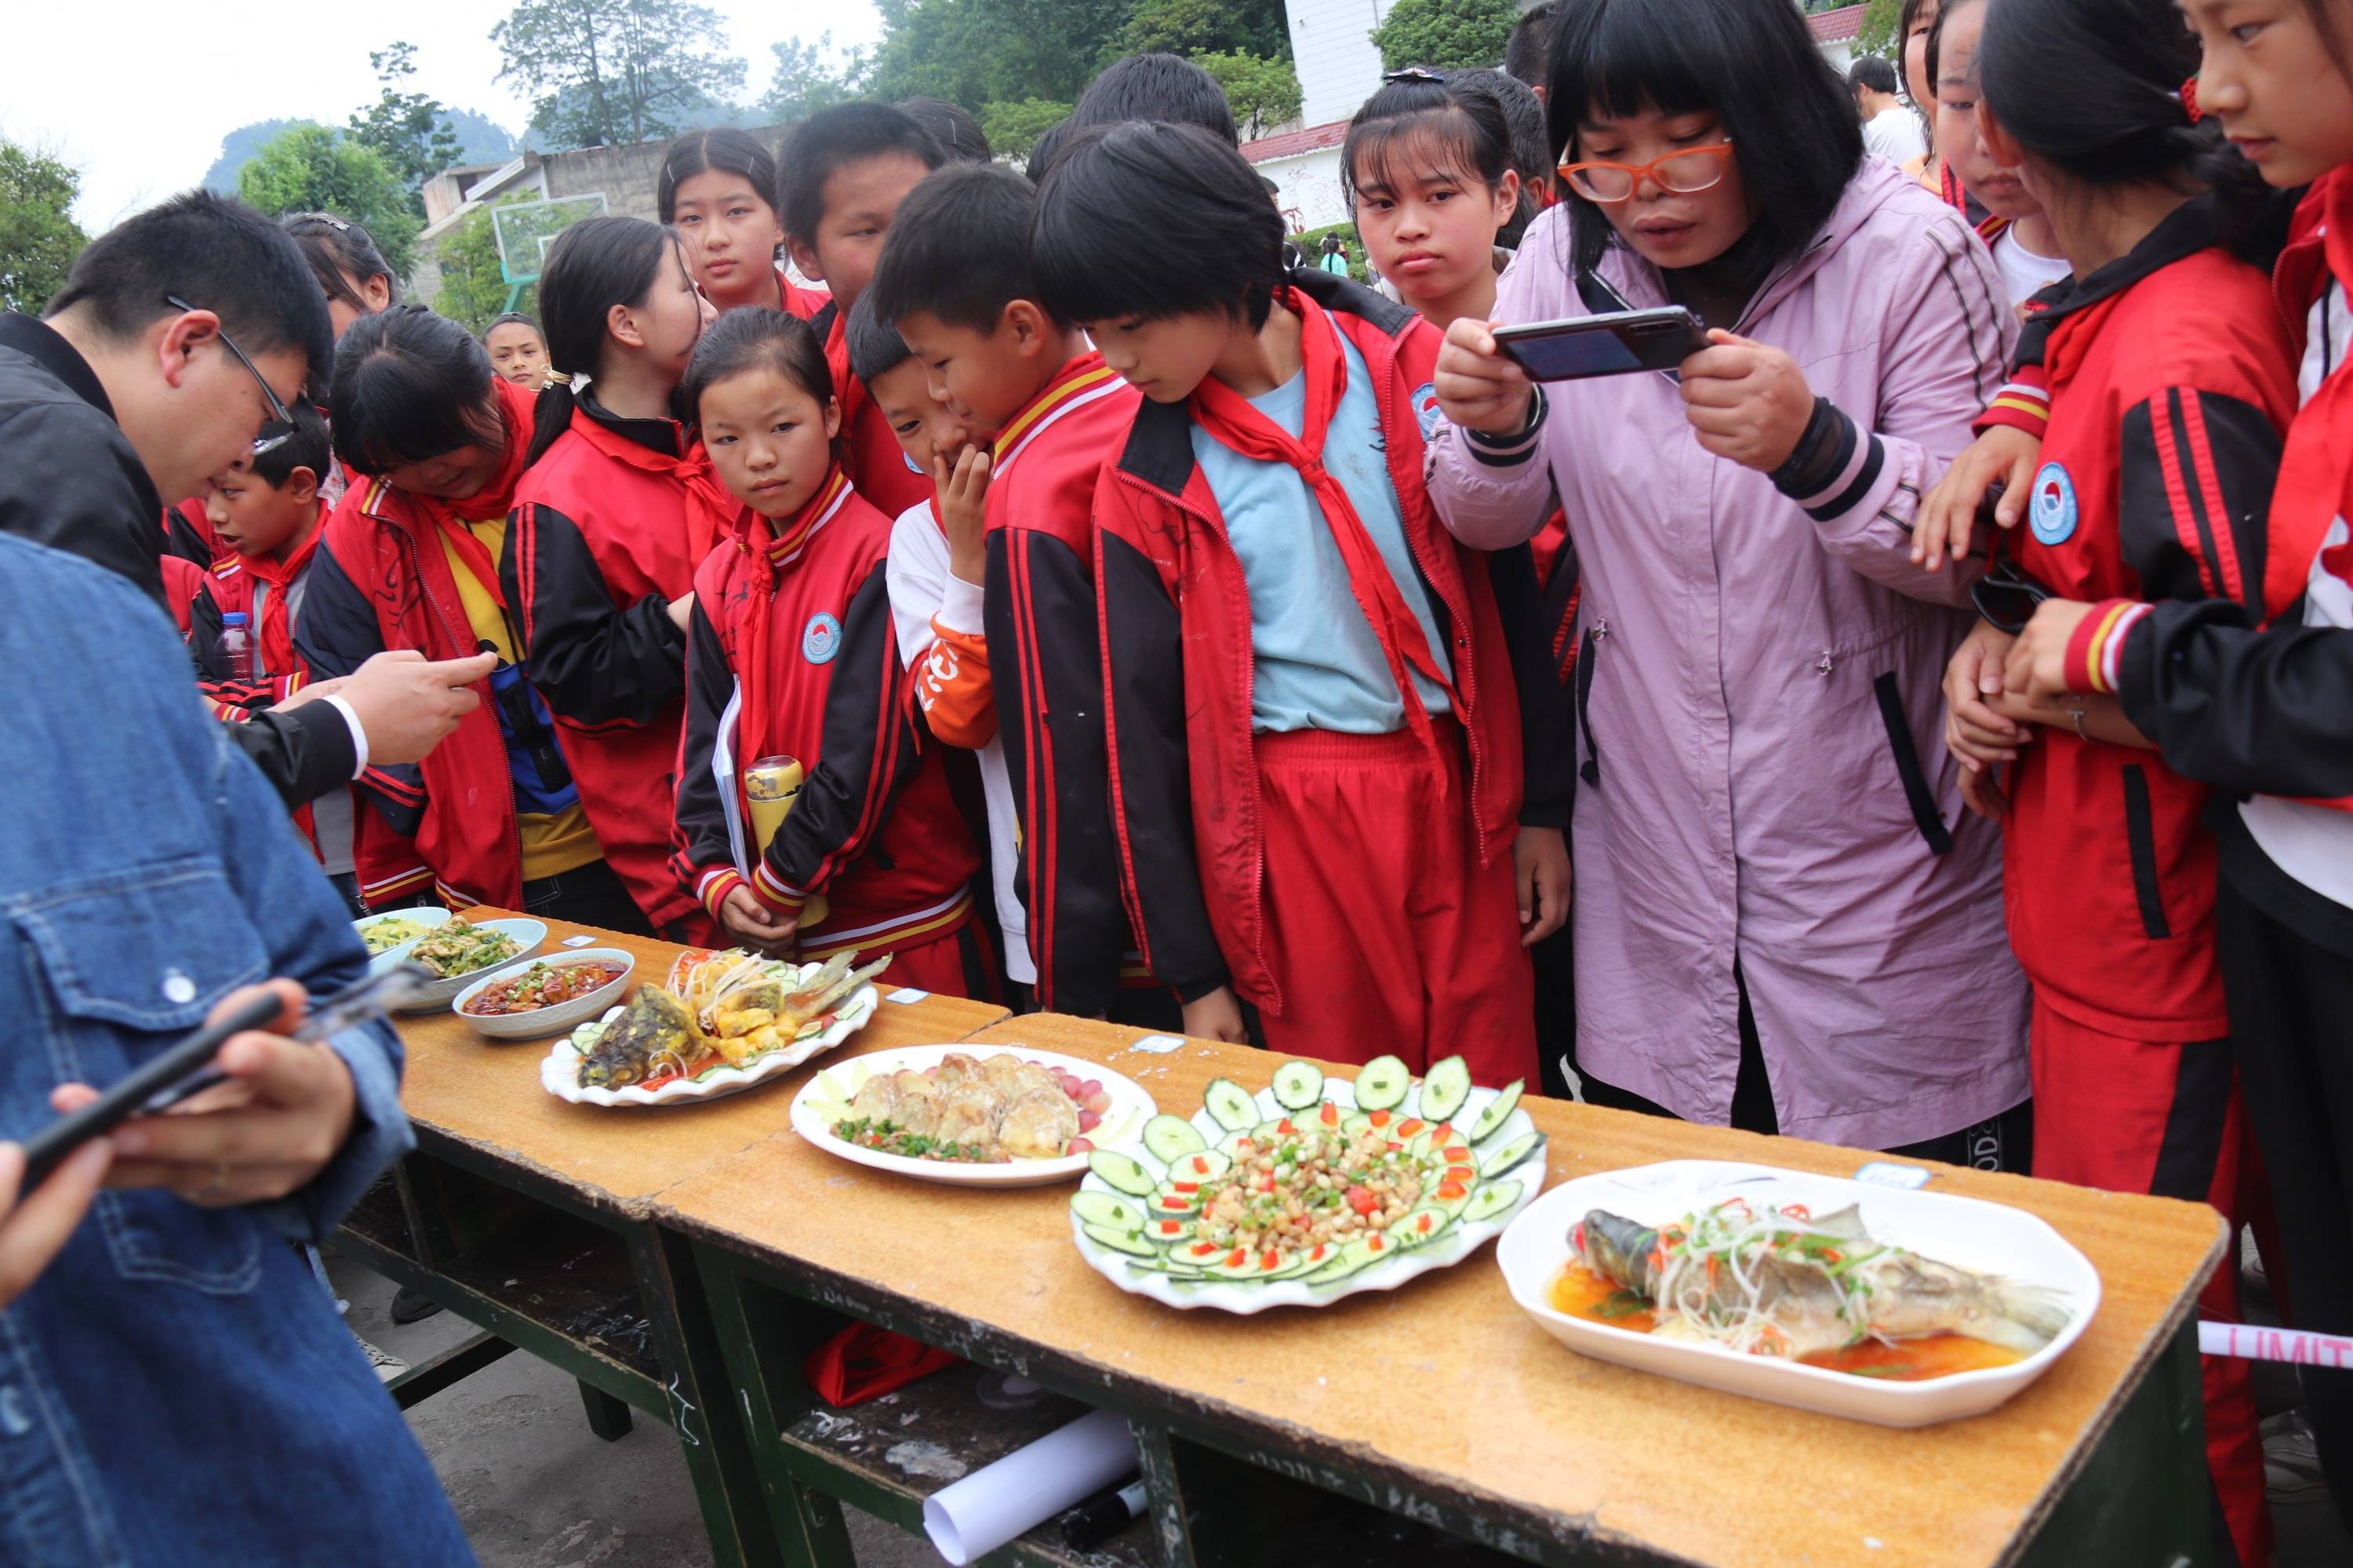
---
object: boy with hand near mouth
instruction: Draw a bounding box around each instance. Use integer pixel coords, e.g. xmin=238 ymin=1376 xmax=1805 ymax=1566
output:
xmin=866 ymin=160 xmax=1166 ymax=1022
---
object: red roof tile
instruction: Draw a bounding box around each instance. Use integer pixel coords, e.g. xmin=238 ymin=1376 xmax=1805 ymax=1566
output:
xmin=1240 ymin=118 xmax=1351 ymax=164
xmin=1808 ymin=4 xmax=1868 ymax=42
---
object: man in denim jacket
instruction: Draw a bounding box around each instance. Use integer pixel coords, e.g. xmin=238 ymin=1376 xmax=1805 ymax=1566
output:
xmin=0 ymin=196 xmax=475 ymax=1563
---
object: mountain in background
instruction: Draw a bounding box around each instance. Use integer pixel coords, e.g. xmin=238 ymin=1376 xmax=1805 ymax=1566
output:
xmin=202 ymin=107 xmax=522 ymax=195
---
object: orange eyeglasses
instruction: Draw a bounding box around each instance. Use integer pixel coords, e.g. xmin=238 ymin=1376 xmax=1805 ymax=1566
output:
xmin=1557 ymin=140 xmax=1737 ymax=203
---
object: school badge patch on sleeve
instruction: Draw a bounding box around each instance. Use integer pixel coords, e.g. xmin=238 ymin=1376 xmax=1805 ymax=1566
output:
xmin=1411 ymin=381 xmax=1446 ymax=441
xmin=802 ymin=611 xmax=843 ymax=664
xmin=2029 ymin=460 xmax=2078 ymax=546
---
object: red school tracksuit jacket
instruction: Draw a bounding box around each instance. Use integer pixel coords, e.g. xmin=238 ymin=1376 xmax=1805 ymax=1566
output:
xmin=806 ymin=298 xmax=935 ymax=522
xmin=503 ymin=398 xmax=737 ymax=941
xmin=1089 ymin=270 xmax=1551 ymax=1080
xmin=1990 ymin=196 xmax=2298 ymax=1568
xmin=295 ymin=377 xmax=546 ymax=911
xmin=671 ymin=468 xmax=984 ymax=987
xmin=2058 ymin=167 xmax=2353 ymax=943
xmin=976 ymin=351 xmax=1172 ymax=1016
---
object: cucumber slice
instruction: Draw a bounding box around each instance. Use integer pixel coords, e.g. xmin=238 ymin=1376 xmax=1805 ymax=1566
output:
xmin=1142 ymin=1113 xmax=1208 ymax=1164
xmin=1303 ymin=1100 xmax=1348 ymax=1137
xmin=1461 ymin=1180 xmax=1522 ymax=1225
xmin=1479 ymin=1132 xmax=1544 ymax=1180
xmin=1354 ymin=1054 xmax=1411 ymax=1111
xmin=1466 ymin=1079 xmax=1525 ymax=1144
xmin=1389 ymin=1204 xmax=1455 ymax=1250
xmin=1084 ymin=1222 xmax=1158 ymax=1257
xmin=1216 ymin=1130 xmax=1258 ymax=1161
xmin=1271 ymin=1060 xmax=1324 ymax=1110
xmin=1144 ymin=1217 xmax=1195 ymax=1245
xmin=1252 ymin=1115 xmax=1305 ymax=1146
xmin=1149 ymin=1188 xmax=1203 ymax=1216
xmin=1168 ymin=1149 xmax=1232 ymax=1184
xmin=1070 ymin=1191 xmax=1144 ymax=1231
xmin=1209 ymin=1246 xmax=1294 ymax=1281
xmin=1173 ymin=1239 xmax=1229 ymax=1271
xmin=1302 ymin=1239 xmax=1382 ymax=1286
xmin=1418 ymin=1055 xmax=1472 ymax=1123
xmin=1128 ymin=1255 xmax=1206 ymax=1279
xmin=1431 ymin=1170 xmax=1478 ymax=1215
xmin=1203 ymin=1077 xmax=1259 ymax=1132
xmin=1087 ymin=1150 xmax=1158 ymax=1197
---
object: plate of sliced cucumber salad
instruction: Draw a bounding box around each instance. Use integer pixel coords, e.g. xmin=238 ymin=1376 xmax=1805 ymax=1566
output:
xmin=1068 ymin=1053 xmax=1546 ymax=1313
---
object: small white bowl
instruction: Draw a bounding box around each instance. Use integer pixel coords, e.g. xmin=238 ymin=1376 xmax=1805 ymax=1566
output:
xmin=452 ymin=949 xmax=637 ymax=1040
xmin=395 ymin=918 xmax=547 ymax=1013
xmin=355 ymin=907 xmax=452 ymax=975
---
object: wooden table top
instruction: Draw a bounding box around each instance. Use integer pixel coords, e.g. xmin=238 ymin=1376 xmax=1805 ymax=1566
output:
xmin=391 ymin=910 xmax=1009 ymax=1214
xmin=656 ymin=1013 xmax=2227 ymax=1568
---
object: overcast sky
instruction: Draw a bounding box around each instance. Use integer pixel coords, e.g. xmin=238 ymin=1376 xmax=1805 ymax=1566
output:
xmin=5 ymin=0 xmax=886 ymax=231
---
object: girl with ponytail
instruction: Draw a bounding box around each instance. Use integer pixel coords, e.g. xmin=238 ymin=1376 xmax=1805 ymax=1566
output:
xmin=504 ymin=215 xmax=729 ymax=941
xmin=1922 ymin=2 xmax=2299 ymax=1558
xmin=660 ymin=127 xmax=831 ymax=319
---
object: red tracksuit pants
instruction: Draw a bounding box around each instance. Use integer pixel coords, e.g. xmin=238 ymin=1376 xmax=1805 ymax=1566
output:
xmin=1251 ymin=722 xmax=1536 ymax=1085
xmin=2029 ymin=994 xmax=2268 ymax=1568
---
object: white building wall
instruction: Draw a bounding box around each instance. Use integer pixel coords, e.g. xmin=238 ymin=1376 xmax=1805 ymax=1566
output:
xmin=1286 ymin=0 xmax=1393 ymax=129
xmin=1260 ymin=144 xmax=1352 ymax=234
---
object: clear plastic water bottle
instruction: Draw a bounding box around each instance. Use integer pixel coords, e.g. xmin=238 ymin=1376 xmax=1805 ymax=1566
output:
xmin=215 ymin=612 xmax=259 ymax=682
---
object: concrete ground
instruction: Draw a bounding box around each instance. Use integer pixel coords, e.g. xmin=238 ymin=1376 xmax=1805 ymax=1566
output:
xmin=335 ymin=1251 xmax=2351 ymax=1568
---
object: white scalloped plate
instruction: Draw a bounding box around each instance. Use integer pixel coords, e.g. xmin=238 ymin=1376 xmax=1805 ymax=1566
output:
xmin=789 ymin=1043 xmax=1158 ymax=1187
xmin=539 ymin=966 xmax=882 ymax=1107
xmin=1070 ymin=1068 xmax=1544 ymax=1313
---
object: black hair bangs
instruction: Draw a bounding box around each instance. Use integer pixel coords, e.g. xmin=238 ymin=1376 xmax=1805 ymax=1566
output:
xmin=680 ymin=307 xmax=833 ymax=424
xmin=845 ymin=293 xmax=912 ymax=385
xmin=1031 ymin=122 xmax=1286 ymax=331
xmin=1545 ymin=0 xmax=1717 ymax=165
xmin=1344 ymin=85 xmax=1511 ymax=209
xmin=777 ymin=104 xmax=946 ymax=244
xmin=329 ymin=306 xmax=501 ymax=475
xmin=1543 ymin=0 xmax=1861 ymax=274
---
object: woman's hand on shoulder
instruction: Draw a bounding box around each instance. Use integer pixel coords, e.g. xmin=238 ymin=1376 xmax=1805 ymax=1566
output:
xmin=1678 ymin=330 xmax=1815 ymax=473
xmin=1434 ymin=317 xmax=1537 ymax=437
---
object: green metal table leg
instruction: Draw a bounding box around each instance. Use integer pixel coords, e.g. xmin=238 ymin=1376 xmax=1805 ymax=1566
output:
xmin=2013 ymin=1318 xmax=2212 ymax=1568
xmin=692 ymin=1239 xmax=856 ymax=1568
xmin=629 ymin=1224 xmax=790 ymax=1568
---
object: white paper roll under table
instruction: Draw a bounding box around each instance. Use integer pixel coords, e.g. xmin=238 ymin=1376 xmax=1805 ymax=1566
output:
xmin=920 ymin=1407 xmax=1138 ymax=1565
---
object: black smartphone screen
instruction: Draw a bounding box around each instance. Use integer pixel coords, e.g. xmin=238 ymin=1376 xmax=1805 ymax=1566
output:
xmin=1496 ymin=308 xmax=1708 ymax=383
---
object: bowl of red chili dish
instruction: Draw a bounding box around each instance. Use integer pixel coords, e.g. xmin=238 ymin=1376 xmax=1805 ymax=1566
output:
xmin=453 ymin=950 xmax=637 ymax=1040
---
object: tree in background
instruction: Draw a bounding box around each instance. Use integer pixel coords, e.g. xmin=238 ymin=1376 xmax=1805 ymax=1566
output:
xmin=979 ymin=98 xmax=1074 ymax=158
xmin=860 ymin=0 xmax=1142 ymax=117
xmin=1194 ymin=51 xmax=1301 ymax=140
xmin=238 ymin=126 xmax=422 ymax=278
xmin=432 ymin=203 xmax=537 ymax=333
xmin=1107 ymin=0 xmax=1290 ymax=64
xmin=1853 ymin=0 xmax=1901 ymax=61
xmin=1369 ymin=0 xmax=1518 ymax=71
xmin=348 ymin=42 xmax=464 ymax=213
xmin=759 ymin=35 xmax=862 ymax=123
xmin=0 ymin=139 xmax=87 ymax=315
xmin=493 ymin=0 xmax=747 ymax=149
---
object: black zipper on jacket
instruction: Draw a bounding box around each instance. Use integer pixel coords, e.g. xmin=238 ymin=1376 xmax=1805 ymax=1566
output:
xmin=1575 ymin=624 xmax=1602 ymax=788
xmin=1871 ymin=671 xmax=1954 ymax=856
xmin=2122 ymin=764 xmax=2173 ymax=939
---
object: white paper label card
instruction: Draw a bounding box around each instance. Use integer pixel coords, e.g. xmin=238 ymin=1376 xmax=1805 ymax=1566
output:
xmin=886 ymin=988 xmax=931 ymax=1004
xmin=1853 ymin=1161 xmax=1932 ymax=1190
xmin=1128 ymin=1035 xmax=1184 ymax=1055
xmin=561 ymin=933 xmax=597 ymax=948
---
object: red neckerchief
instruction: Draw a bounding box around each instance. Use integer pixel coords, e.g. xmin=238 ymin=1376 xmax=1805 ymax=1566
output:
xmin=729 ymin=466 xmax=853 ymax=830
xmin=242 ymin=500 xmax=328 ymax=676
xmin=1187 ymin=293 xmax=1456 ymax=775
xmin=822 ymin=310 xmax=870 ymax=451
xmin=410 ymin=376 xmax=540 ymax=608
xmin=2270 ymin=166 xmax=2353 ymax=617
xmin=565 ymin=407 xmax=742 ymax=565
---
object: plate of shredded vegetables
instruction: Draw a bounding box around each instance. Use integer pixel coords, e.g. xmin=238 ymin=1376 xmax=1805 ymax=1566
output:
xmin=394 ymin=918 xmax=547 ymax=1012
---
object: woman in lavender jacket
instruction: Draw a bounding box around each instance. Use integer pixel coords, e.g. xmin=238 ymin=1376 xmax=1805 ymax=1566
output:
xmin=1428 ymin=0 xmax=2029 ymax=1158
